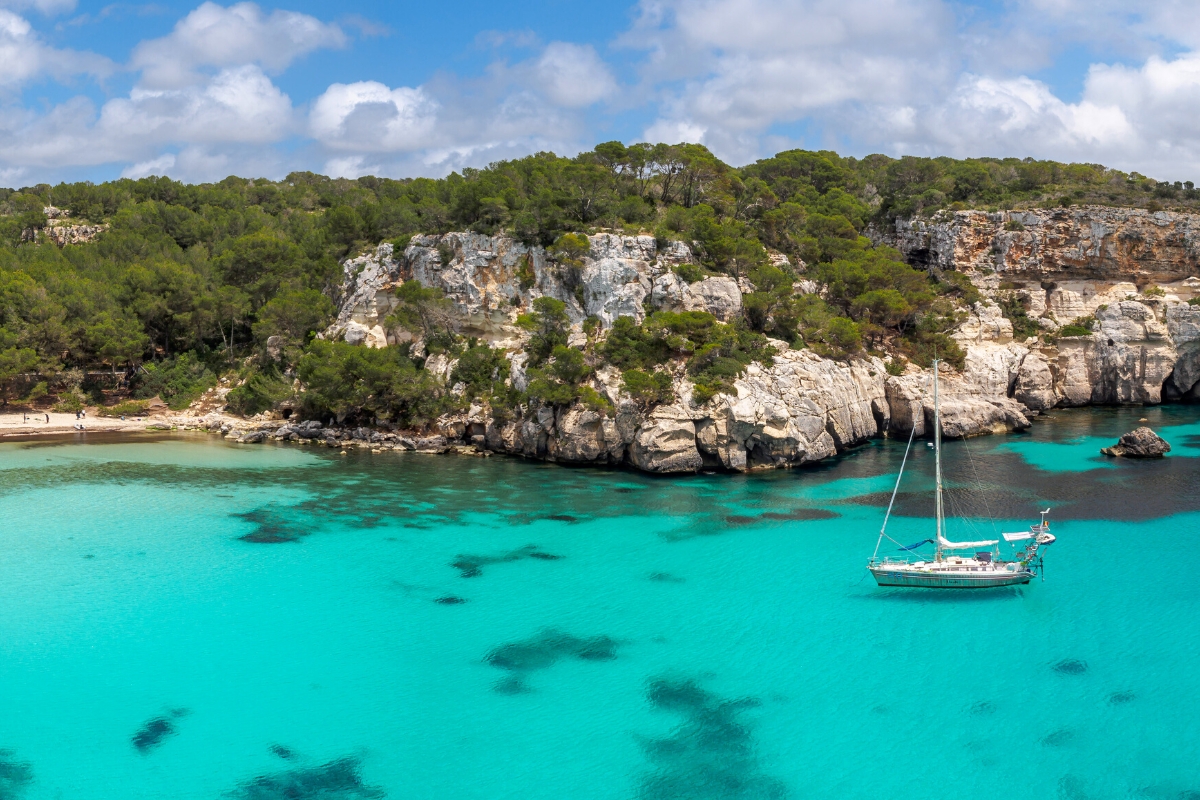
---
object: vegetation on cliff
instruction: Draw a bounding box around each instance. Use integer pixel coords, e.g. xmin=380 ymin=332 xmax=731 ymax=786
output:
xmin=4 ymin=141 xmax=1179 ymax=417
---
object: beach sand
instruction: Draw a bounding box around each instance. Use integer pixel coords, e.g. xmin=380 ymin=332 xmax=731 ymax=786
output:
xmin=0 ymin=411 xmax=166 ymax=437
xmin=0 ymin=409 xmax=245 ymax=438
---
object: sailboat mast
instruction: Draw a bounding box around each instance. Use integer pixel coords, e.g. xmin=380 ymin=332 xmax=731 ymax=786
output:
xmin=934 ymin=359 xmax=944 ymax=561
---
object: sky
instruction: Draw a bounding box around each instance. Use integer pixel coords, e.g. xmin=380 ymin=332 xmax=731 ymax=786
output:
xmin=4 ymin=0 xmax=1200 ymax=187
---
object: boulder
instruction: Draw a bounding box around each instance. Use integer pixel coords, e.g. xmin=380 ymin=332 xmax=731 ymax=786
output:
xmin=1101 ymin=427 xmax=1171 ymax=458
xmin=933 ymin=396 xmax=1031 ymax=439
xmin=1012 ymin=351 xmax=1058 ymax=411
xmin=886 ymin=372 xmax=1030 ymax=439
xmin=414 ymin=435 xmax=450 ymax=452
xmin=550 ymin=404 xmax=627 ymax=463
xmin=628 ymin=406 xmax=703 ymax=473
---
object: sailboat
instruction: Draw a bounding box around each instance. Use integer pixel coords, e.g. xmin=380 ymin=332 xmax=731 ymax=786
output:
xmin=866 ymin=359 xmax=1056 ymax=589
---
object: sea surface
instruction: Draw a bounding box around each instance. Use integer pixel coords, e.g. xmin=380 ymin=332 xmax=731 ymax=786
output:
xmin=2 ymin=407 xmax=1200 ymax=800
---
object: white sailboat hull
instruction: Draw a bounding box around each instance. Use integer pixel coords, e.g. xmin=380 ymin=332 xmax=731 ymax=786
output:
xmin=869 ymin=562 xmax=1032 ymax=589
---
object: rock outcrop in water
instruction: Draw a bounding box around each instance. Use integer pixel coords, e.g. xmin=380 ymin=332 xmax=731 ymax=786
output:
xmin=1101 ymin=427 xmax=1171 ymax=458
xmin=289 ymin=214 xmax=1200 ymax=475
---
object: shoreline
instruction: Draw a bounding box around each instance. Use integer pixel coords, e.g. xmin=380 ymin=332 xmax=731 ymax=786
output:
xmin=0 ymin=410 xmax=244 ymax=440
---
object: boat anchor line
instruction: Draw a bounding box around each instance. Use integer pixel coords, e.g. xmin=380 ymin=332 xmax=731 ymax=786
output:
xmin=866 ymin=359 xmax=1058 ymax=590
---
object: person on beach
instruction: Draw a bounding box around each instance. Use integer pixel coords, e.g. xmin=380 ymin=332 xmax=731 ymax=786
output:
xmin=45 ymin=413 xmax=49 ymax=423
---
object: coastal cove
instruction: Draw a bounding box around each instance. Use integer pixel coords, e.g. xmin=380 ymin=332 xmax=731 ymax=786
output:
xmin=2 ymin=406 xmax=1200 ymax=799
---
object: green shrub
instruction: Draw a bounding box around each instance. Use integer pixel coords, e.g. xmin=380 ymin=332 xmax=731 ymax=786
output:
xmin=673 ymin=262 xmax=707 ymax=284
xmin=549 ymin=345 xmax=589 ymax=384
xmin=1056 ymin=316 xmax=1096 ymax=337
xmin=525 ymin=371 xmax=578 ymax=406
xmin=1143 ymin=285 xmax=1165 ymax=297
xmin=885 ymin=357 xmax=907 ymax=376
xmin=577 ymin=385 xmax=614 ymax=416
xmin=550 ymin=233 xmax=590 ymax=267
xmin=516 ymin=297 xmax=569 ymax=364
xmin=622 ymin=368 xmax=674 ymax=408
xmin=298 ymin=339 xmax=447 ymax=426
xmin=21 ymin=381 xmax=48 ymax=404
xmin=807 ymin=316 xmax=863 ymax=360
xmin=226 ymin=369 xmax=292 ymax=416
xmin=451 ymin=345 xmax=508 ymax=398
xmin=516 ymin=254 xmax=536 ymax=290
xmin=53 ymin=393 xmax=85 ymax=413
xmin=98 ymin=399 xmax=149 ymax=417
xmin=996 ymin=294 xmax=1040 ymax=339
xmin=133 ymin=354 xmax=216 ymax=410
xmin=1003 ymin=220 xmax=1025 ymax=231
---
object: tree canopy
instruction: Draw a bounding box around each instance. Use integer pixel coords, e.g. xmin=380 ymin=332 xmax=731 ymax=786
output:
xmin=2 ymin=142 xmax=1187 ymax=412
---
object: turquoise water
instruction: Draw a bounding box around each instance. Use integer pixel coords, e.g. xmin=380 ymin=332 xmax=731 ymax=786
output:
xmin=2 ymin=408 xmax=1200 ymax=799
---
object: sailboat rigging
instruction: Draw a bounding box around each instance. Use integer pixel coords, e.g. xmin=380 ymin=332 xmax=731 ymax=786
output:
xmin=866 ymin=359 xmax=1056 ymax=589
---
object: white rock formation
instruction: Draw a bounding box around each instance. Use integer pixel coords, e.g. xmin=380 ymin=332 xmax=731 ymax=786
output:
xmin=649 ymin=272 xmax=743 ymax=321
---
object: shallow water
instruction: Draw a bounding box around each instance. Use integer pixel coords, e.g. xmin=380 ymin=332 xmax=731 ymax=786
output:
xmin=1 ymin=409 xmax=1199 ymax=799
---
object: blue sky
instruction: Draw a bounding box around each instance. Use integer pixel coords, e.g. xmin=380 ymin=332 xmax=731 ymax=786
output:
xmin=4 ymin=0 xmax=1200 ymax=186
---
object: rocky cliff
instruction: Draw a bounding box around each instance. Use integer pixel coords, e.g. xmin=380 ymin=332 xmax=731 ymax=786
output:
xmin=877 ymin=206 xmax=1200 ymax=411
xmin=317 ymin=212 xmax=1200 ymax=473
xmin=880 ymin=206 xmax=1200 ymax=285
xmin=322 ymin=233 xmax=1045 ymax=474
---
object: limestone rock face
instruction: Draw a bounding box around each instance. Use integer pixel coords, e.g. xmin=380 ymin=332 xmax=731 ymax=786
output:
xmin=1090 ymin=301 xmax=1176 ymax=404
xmin=326 ymin=243 xmax=403 ymax=348
xmin=960 ymin=341 xmax=1028 ymax=398
xmin=327 ymin=233 xmax=698 ymax=346
xmin=878 ymin=207 xmax=1200 ymax=284
xmin=628 ymin=405 xmax=704 ymax=473
xmin=695 ymin=350 xmax=887 ymax=470
xmin=933 ymin=395 xmax=1031 ymax=439
xmin=954 ymin=301 xmax=1013 ymax=345
xmin=1013 ymin=351 xmax=1057 ymax=411
xmin=885 ymin=376 xmax=926 ymax=436
xmin=1165 ymin=304 xmax=1200 ymax=395
xmin=1101 ymin=427 xmax=1171 ymax=458
xmin=650 ymin=272 xmax=743 ymax=321
xmin=884 ymin=371 xmax=1030 ymax=439
xmin=1050 ymin=301 xmax=1177 ymax=405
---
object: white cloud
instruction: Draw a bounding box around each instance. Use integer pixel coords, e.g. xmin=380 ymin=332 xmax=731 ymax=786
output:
xmin=103 ymin=65 xmax=294 ymax=145
xmin=619 ymin=0 xmax=1200 ymax=179
xmin=122 ymin=153 xmax=176 ymax=179
xmin=0 ymin=65 xmax=294 ymax=172
xmin=310 ymin=81 xmax=437 ymax=152
xmin=630 ymin=0 xmax=958 ymax=162
xmin=131 ymin=1 xmax=345 ymax=89
xmin=0 ymin=8 xmax=111 ymax=87
xmin=0 ymin=0 xmax=76 ymax=16
xmin=533 ymin=42 xmax=617 ymax=107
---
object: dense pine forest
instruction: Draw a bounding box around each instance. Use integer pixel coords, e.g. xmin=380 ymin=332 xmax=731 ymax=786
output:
xmin=1 ymin=143 xmax=1193 ymax=423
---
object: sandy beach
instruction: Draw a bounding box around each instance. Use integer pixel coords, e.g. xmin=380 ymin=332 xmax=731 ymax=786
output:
xmin=0 ymin=408 xmax=249 ymax=439
xmin=0 ymin=410 xmax=169 ymax=437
